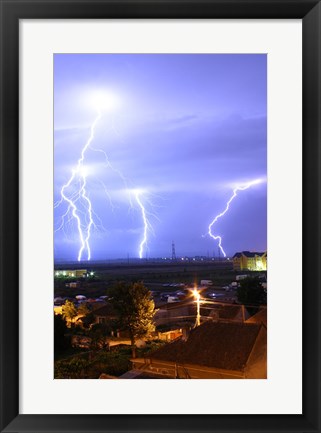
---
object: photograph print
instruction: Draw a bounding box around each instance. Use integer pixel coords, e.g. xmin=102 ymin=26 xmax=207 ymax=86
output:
xmin=54 ymin=54 xmax=267 ymax=379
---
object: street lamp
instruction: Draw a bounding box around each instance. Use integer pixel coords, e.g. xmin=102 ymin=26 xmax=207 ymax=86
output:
xmin=193 ymin=288 xmax=201 ymax=327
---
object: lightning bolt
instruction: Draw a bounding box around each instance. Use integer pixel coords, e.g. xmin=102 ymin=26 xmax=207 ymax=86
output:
xmin=56 ymin=109 xmax=101 ymax=261
xmin=131 ymin=190 xmax=162 ymax=259
xmin=55 ymin=108 xmax=160 ymax=261
xmin=134 ymin=191 xmax=150 ymax=259
xmin=208 ymin=179 xmax=262 ymax=257
xmin=55 ymin=93 xmax=162 ymax=261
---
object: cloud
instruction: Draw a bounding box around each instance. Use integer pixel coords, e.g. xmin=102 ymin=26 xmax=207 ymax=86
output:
xmin=165 ymin=114 xmax=199 ymax=130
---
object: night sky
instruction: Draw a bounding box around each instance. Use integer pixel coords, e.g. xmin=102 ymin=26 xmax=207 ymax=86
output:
xmin=54 ymin=54 xmax=267 ymax=261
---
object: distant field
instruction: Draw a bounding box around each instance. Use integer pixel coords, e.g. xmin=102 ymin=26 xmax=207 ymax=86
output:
xmin=54 ymin=260 xmax=235 ymax=298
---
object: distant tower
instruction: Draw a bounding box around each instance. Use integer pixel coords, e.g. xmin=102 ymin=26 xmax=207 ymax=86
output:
xmin=218 ymin=247 xmax=221 ymax=261
xmin=172 ymin=241 xmax=177 ymax=261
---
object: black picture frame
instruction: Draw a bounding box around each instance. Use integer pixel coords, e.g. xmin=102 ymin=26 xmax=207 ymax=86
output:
xmin=0 ymin=1 xmax=320 ymax=432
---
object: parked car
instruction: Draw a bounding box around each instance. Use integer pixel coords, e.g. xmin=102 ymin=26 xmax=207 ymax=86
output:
xmin=167 ymin=296 xmax=179 ymax=303
xmin=207 ymin=292 xmax=225 ymax=299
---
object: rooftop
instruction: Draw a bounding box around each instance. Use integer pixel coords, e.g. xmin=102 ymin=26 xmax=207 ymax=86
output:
xmin=245 ymin=307 xmax=267 ymax=326
xmin=233 ymin=251 xmax=267 ymax=259
xmin=91 ymin=303 xmax=116 ymax=317
xmin=149 ymin=321 xmax=262 ymax=371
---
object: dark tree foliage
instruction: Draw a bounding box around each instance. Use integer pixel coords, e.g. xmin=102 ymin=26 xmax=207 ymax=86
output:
xmin=109 ymin=281 xmax=155 ymax=358
xmin=55 ymin=357 xmax=89 ymax=379
xmin=81 ymin=311 xmax=95 ymax=329
xmin=236 ymin=276 xmax=266 ymax=306
xmin=54 ymin=314 xmax=69 ymax=354
xmin=89 ymin=323 xmax=111 ymax=350
xmin=77 ymin=302 xmax=90 ymax=317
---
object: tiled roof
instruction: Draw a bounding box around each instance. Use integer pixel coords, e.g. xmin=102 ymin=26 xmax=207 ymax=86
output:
xmin=149 ymin=321 xmax=262 ymax=371
xmin=246 ymin=307 xmax=267 ymax=326
xmin=233 ymin=251 xmax=266 ymax=258
xmin=215 ymin=305 xmax=242 ymax=320
xmin=92 ymin=304 xmax=116 ymax=317
xmin=233 ymin=252 xmax=243 ymax=258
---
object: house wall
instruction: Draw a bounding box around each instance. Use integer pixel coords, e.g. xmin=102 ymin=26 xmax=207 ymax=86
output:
xmin=55 ymin=269 xmax=87 ymax=277
xmin=157 ymin=329 xmax=182 ymax=341
xmin=233 ymin=256 xmax=242 ymax=270
xmin=131 ymin=358 xmax=245 ymax=379
xmin=155 ymin=304 xmax=192 ymax=326
xmin=233 ymin=253 xmax=267 ymax=271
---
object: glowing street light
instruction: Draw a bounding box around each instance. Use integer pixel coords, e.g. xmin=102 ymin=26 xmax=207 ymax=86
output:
xmin=193 ymin=288 xmax=201 ymax=327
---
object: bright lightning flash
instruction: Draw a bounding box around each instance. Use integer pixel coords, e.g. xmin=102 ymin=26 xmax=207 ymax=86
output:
xmin=58 ymin=110 xmax=102 ymax=261
xmin=56 ymin=92 xmax=119 ymax=261
xmin=134 ymin=190 xmax=153 ymax=259
xmin=55 ymin=91 xmax=161 ymax=262
xmin=208 ymin=179 xmax=262 ymax=257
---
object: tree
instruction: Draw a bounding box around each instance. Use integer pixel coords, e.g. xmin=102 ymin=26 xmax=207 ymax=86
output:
xmin=54 ymin=314 xmax=69 ymax=355
xmin=61 ymin=300 xmax=78 ymax=327
xmin=236 ymin=276 xmax=266 ymax=306
xmin=77 ymin=302 xmax=90 ymax=317
xmin=81 ymin=311 xmax=95 ymax=329
xmin=109 ymin=281 xmax=155 ymax=358
xmin=89 ymin=323 xmax=111 ymax=350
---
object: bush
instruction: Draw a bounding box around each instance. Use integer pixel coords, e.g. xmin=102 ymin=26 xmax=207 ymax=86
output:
xmin=55 ymin=357 xmax=90 ymax=379
xmin=93 ymin=350 xmax=131 ymax=376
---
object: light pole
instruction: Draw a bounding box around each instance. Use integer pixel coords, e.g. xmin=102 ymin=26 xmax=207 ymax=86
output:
xmin=193 ymin=288 xmax=201 ymax=327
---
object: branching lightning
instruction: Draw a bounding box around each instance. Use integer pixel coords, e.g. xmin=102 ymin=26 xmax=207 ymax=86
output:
xmin=56 ymin=110 xmax=102 ymax=261
xmin=208 ymin=179 xmax=262 ymax=257
xmin=55 ymin=99 xmax=160 ymax=261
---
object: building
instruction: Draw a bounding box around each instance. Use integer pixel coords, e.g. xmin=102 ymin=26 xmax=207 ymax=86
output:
xmin=233 ymin=251 xmax=267 ymax=271
xmin=131 ymin=321 xmax=267 ymax=379
xmin=154 ymin=300 xmax=247 ymax=330
xmin=91 ymin=304 xmax=117 ymax=325
xmin=55 ymin=269 xmax=87 ymax=278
